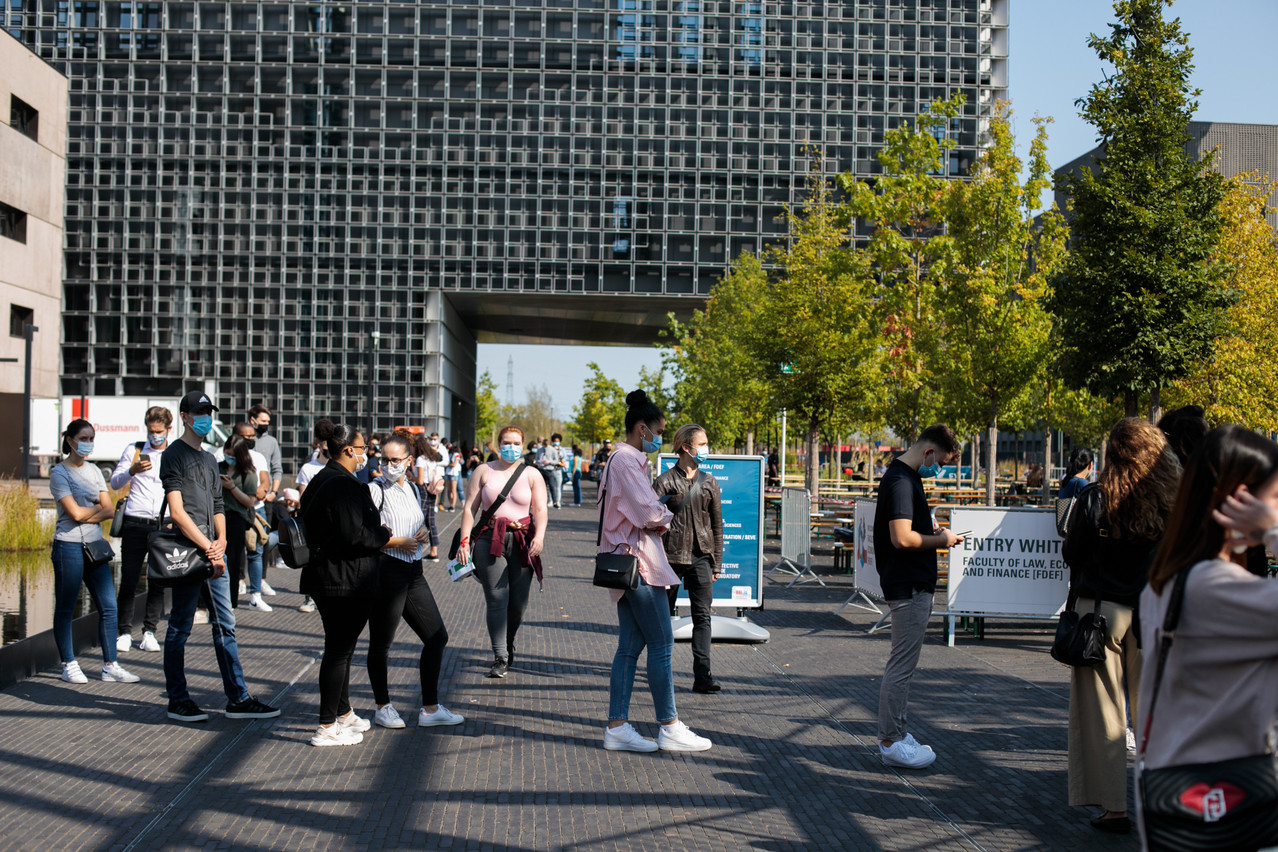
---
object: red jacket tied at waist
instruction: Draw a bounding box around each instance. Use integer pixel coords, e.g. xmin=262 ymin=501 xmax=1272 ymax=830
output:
xmin=483 ymin=514 xmax=544 ymax=584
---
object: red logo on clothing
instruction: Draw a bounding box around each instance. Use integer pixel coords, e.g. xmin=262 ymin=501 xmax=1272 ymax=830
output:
xmin=1179 ymin=782 xmax=1246 ymax=822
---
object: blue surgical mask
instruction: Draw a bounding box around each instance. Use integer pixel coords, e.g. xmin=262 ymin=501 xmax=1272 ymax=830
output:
xmin=500 ymin=444 xmax=522 ymax=463
xmin=76 ymin=441 xmax=95 ymax=457
xmin=695 ymin=448 xmax=710 ymax=463
xmin=147 ymin=432 xmax=166 ymax=448
xmin=640 ymin=425 xmax=662 ymax=454
xmin=190 ymin=415 xmax=213 ymax=437
xmin=918 ymin=463 xmax=942 ymax=479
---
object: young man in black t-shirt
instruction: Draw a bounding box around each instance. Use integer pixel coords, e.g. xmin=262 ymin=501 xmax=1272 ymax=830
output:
xmin=873 ymin=423 xmax=964 ymax=769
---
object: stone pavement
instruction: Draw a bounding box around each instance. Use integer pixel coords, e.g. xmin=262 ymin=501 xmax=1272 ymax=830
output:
xmin=0 ymin=480 xmax=1140 ymax=851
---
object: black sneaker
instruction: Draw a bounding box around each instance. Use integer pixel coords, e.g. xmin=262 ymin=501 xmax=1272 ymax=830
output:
xmin=226 ymin=696 xmax=281 ymax=719
xmin=167 ymin=698 xmax=209 ymax=723
xmin=487 ymin=658 xmax=508 ymax=679
xmin=692 ymin=680 xmax=722 ymax=694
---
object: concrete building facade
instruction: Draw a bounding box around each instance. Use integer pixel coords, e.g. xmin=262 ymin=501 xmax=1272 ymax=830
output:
xmin=2 ymin=0 xmax=1008 ymax=463
xmin=0 ymin=29 xmax=66 ymax=476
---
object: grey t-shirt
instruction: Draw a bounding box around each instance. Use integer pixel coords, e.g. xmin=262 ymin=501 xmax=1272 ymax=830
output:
xmin=160 ymin=438 xmax=224 ymax=533
xmin=254 ymin=431 xmax=283 ymax=484
xmin=50 ymin=461 xmax=107 ymax=543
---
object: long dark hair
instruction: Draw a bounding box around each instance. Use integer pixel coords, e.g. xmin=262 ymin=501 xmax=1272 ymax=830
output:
xmin=1149 ymin=425 xmax=1278 ymax=594
xmin=225 ymin=433 xmax=253 ymax=473
xmin=1158 ymin=404 xmax=1210 ymax=466
xmin=1061 ymin=447 xmax=1093 ymax=486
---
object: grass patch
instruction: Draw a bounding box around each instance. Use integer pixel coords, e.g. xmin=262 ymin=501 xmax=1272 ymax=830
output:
xmin=0 ymin=486 xmax=55 ymax=552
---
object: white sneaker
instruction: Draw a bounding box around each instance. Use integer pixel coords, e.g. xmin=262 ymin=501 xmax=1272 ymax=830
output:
xmin=901 ymin=733 xmax=934 ymax=753
xmin=299 ymin=597 xmax=316 ymax=613
xmin=604 ymin=722 xmax=659 ymax=752
xmin=374 ymin=704 xmax=406 ymax=729
xmin=310 ymin=723 xmax=363 ymax=747
xmin=116 ymin=634 xmax=132 ymax=653
xmin=881 ymin=738 xmax=937 ymax=769
xmin=139 ymin=631 xmax=161 ymax=652
xmin=336 ymin=711 xmax=371 ymax=733
xmin=418 ymin=705 xmax=465 ymax=727
xmin=1127 ymin=727 xmax=1136 ymax=753
xmin=246 ymin=594 xmax=273 ymax=612
xmin=238 ymin=580 xmax=247 ymax=595
xmin=273 ymin=558 xmax=287 ymax=570
xmin=658 ymin=720 xmax=713 ymax=752
xmin=192 ymin=609 xmax=209 ymax=625
xmin=61 ymin=661 xmax=88 ymax=684
xmin=101 ymin=662 xmax=140 ymax=683
xmin=260 ymin=579 xmax=277 ymax=596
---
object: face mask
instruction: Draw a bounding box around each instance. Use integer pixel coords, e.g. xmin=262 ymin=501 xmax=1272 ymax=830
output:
xmin=76 ymin=441 xmax=94 ymax=457
xmin=351 ymin=449 xmax=367 ymax=472
xmin=240 ymin=438 xmax=255 ymax=451
xmin=429 ymin=438 xmax=439 ymax=447
xmin=553 ymin=441 xmax=560 ymax=446
xmin=253 ymin=422 xmax=269 ymax=435
xmin=500 ymin=444 xmax=522 ymax=463
xmin=918 ymin=455 xmax=942 ymax=479
xmin=190 ymin=415 xmax=213 ymax=437
xmin=384 ymin=461 xmax=408 ymax=482
xmin=148 ymin=432 xmax=166 ymax=448
xmin=694 ymin=448 xmax=710 ymax=463
xmin=640 ymin=426 xmax=662 ymax=454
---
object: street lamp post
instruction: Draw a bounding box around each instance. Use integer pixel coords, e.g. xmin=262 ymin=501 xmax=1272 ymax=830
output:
xmin=22 ymin=324 xmax=37 ymax=486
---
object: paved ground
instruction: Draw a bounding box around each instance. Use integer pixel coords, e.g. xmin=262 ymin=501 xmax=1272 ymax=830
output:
xmin=0 ymin=480 xmax=1139 ymax=852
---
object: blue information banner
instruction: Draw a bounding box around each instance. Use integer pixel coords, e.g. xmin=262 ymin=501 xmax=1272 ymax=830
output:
xmin=657 ymin=454 xmax=765 ymax=609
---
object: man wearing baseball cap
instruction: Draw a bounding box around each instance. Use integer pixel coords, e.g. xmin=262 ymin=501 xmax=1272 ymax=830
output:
xmin=159 ymin=390 xmax=279 ymax=722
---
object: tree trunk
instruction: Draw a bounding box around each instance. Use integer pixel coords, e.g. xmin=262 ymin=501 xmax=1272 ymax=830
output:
xmin=1043 ymin=425 xmax=1053 ymax=503
xmin=1149 ymin=387 xmax=1162 ymax=424
xmin=806 ymin=419 xmax=821 ymax=496
xmin=745 ymin=429 xmax=755 ymax=456
xmin=985 ymin=423 xmax=998 ymax=507
xmin=1124 ymin=390 xmax=1138 ymax=418
xmin=971 ymin=432 xmax=980 ymax=490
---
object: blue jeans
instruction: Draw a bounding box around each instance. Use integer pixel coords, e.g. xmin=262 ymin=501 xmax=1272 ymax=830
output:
xmin=571 ymin=472 xmax=582 ymax=504
xmin=51 ymin=539 xmax=118 ymax=665
xmin=542 ymin=467 xmax=563 ymax=506
xmin=164 ymin=572 xmax=249 ymax=704
xmin=609 ymin=576 xmax=678 ymax=724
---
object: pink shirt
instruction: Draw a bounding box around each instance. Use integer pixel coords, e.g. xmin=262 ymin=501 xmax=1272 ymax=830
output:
xmin=481 ymin=461 xmax=535 ymax=522
xmin=598 ymin=441 xmax=679 ymax=601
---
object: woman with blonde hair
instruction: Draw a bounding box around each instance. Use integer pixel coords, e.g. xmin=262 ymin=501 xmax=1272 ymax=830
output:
xmin=1062 ymin=418 xmax=1181 ymax=834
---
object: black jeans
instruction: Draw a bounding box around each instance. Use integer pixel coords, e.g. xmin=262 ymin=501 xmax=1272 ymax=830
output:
xmin=118 ymin=519 xmax=167 ymax=635
xmin=668 ymin=551 xmax=716 ymax=685
xmin=313 ymin=594 xmax=374 ymax=725
xmin=368 ymin=555 xmax=449 ymax=708
xmin=224 ymin=512 xmax=247 ymax=608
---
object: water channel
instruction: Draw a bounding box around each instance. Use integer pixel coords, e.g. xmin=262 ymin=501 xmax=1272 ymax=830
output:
xmin=0 ymin=548 xmax=137 ymax=647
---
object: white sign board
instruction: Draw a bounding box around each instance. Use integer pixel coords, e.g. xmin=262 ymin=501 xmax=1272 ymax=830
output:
xmin=852 ymin=498 xmax=884 ymax=600
xmin=947 ymin=508 xmax=1067 ymax=617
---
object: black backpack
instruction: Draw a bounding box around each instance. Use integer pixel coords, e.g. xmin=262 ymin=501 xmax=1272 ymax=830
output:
xmin=280 ymin=475 xmax=341 ymax=570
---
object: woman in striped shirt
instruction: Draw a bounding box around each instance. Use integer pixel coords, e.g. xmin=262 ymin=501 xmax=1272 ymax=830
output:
xmin=365 ymin=431 xmax=464 ymax=730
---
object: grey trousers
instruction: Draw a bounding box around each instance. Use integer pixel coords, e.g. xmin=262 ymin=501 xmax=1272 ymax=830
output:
xmin=877 ymin=589 xmax=934 ymax=743
xmin=472 ymin=533 xmax=534 ymax=662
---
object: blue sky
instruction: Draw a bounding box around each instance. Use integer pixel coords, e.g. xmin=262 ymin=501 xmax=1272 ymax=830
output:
xmin=479 ymin=0 xmax=1278 ymax=416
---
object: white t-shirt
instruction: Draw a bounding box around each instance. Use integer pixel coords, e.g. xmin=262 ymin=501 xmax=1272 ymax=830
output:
xmin=296 ymin=459 xmax=325 ymax=491
xmin=214 ymin=447 xmax=269 ymax=508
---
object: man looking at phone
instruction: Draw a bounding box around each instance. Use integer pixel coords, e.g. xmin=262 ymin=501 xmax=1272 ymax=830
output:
xmin=874 ymin=423 xmax=965 ymax=769
xmin=160 ymin=390 xmax=279 ymax=723
xmin=110 ymin=405 xmax=175 ymax=653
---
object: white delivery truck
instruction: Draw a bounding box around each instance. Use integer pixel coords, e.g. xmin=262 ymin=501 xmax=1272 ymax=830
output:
xmin=28 ymin=396 xmax=230 ymax=478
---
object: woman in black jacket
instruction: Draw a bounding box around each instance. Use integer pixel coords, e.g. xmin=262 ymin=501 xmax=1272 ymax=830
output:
xmin=300 ymin=421 xmax=416 ymax=747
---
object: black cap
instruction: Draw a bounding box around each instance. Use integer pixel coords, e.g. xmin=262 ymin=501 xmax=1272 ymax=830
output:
xmin=179 ymin=390 xmax=219 ymax=413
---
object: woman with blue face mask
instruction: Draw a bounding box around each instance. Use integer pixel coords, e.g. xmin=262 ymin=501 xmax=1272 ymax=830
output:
xmin=49 ymin=419 xmax=140 ymax=686
xmin=653 ymin=424 xmax=725 ymax=694
xmin=456 ymin=425 xmax=547 ymax=679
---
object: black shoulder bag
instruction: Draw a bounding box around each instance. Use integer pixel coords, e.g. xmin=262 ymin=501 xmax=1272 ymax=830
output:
xmin=1139 ymin=565 xmax=1278 ymax=851
xmin=449 ymin=462 xmax=526 ymax=560
xmin=1050 ymin=487 xmax=1108 ymax=667
xmin=146 ymin=495 xmax=215 ymax=587
xmin=593 ymin=465 xmax=640 ymax=591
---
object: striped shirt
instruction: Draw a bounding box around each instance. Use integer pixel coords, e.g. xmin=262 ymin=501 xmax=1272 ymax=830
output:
xmin=369 ymin=477 xmax=424 ymax=563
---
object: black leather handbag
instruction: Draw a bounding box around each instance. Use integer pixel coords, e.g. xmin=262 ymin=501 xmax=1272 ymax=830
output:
xmin=592 ymin=470 xmax=639 ymax=591
xmin=1049 ymin=591 xmax=1107 ymax=667
xmin=1139 ymin=566 xmax=1278 ymax=851
xmin=146 ymin=497 xmax=214 ymax=587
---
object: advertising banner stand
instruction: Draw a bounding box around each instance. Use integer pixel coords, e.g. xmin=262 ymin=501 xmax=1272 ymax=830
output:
xmin=658 ymin=454 xmax=769 ymax=644
xmin=939 ymin=506 xmax=1066 ymax=646
xmin=766 ymin=487 xmax=826 ymax=587
xmin=834 ymin=498 xmax=888 ymax=631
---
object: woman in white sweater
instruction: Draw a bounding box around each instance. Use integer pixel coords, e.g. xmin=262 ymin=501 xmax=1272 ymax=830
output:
xmin=1139 ymin=425 xmax=1278 ymax=850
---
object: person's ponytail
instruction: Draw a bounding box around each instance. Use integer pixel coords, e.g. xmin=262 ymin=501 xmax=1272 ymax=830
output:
xmin=623 ymin=389 xmax=663 ymax=433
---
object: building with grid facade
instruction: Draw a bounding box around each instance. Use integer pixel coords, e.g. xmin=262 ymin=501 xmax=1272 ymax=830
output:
xmin=1 ymin=0 xmax=1007 ymax=462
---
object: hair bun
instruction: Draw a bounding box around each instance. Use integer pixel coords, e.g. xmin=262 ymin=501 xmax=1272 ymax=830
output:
xmin=625 ymin=390 xmax=649 ymax=407
xmin=314 ymin=418 xmax=335 ymax=440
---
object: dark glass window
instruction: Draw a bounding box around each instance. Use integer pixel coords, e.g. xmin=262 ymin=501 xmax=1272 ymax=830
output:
xmin=0 ymin=201 xmax=27 ymax=244
xmin=10 ymin=94 xmax=38 ymax=141
xmin=10 ymin=304 xmax=34 ymax=338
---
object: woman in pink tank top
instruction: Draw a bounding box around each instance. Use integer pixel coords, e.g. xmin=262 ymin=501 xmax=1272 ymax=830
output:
xmin=457 ymin=425 xmax=547 ymax=679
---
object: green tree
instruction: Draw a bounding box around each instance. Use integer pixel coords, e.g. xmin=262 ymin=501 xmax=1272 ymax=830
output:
xmin=474 ymin=369 xmax=501 ymax=448
xmin=637 ymin=364 xmax=679 ymax=426
xmin=940 ymin=105 xmax=1068 ymax=504
xmin=1052 ymin=0 xmax=1228 ymax=420
xmin=756 ymin=151 xmax=886 ymax=494
xmin=840 ymin=94 xmax=964 ymax=442
xmin=570 ymin=362 xmax=626 ymax=448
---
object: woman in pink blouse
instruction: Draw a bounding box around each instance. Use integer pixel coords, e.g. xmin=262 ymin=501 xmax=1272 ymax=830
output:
xmin=599 ymin=390 xmax=713 ymax=754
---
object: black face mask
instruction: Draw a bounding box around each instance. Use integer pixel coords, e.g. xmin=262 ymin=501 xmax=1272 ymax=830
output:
xmin=254 ymin=422 xmax=269 ymax=435
xmin=243 ymin=439 xmax=256 ymax=451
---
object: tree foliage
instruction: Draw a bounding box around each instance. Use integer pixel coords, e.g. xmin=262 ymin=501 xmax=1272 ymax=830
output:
xmin=473 ymin=369 xmax=501 ymax=448
xmin=570 ymin=362 xmax=626 ymax=446
xmin=1052 ymin=0 xmax=1228 ymax=415
xmin=1170 ymin=175 xmax=1278 ymax=430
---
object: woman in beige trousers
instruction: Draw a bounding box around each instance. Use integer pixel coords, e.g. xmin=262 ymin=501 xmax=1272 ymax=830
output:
xmin=1060 ymin=419 xmax=1180 ymax=835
